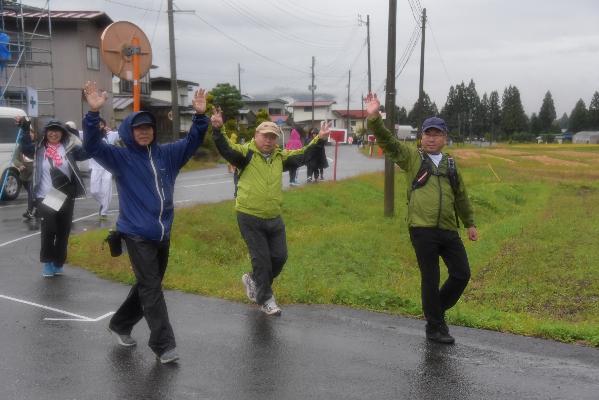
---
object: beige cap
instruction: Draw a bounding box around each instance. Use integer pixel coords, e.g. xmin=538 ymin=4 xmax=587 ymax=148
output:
xmin=255 ymin=121 xmax=281 ymax=137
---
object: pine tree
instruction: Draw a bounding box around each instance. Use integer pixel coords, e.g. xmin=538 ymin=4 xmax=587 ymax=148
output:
xmin=569 ymin=99 xmax=588 ymax=132
xmin=488 ymin=91 xmax=501 ymax=141
xmin=538 ymin=91 xmax=557 ymax=132
xmin=559 ymin=112 xmax=569 ymax=130
xmin=588 ymin=91 xmax=599 ymax=130
xmin=501 ymin=85 xmax=528 ymax=137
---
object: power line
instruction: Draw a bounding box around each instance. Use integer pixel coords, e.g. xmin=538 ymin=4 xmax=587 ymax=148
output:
xmin=407 ymin=0 xmax=422 ymax=26
xmin=426 ymin=19 xmax=452 ymax=83
xmin=150 ymin=0 xmax=164 ymax=43
xmin=221 ymin=0 xmax=345 ymax=49
xmin=104 ymin=0 xmax=162 ymax=12
xmin=264 ymin=0 xmax=355 ymax=28
xmin=189 ymin=13 xmax=310 ymax=75
xmin=277 ymin=0 xmax=356 ymax=24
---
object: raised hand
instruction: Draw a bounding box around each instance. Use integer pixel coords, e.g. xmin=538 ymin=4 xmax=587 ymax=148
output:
xmin=211 ymin=106 xmax=223 ymax=129
xmin=83 ymin=81 xmax=108 ymax=112
xmin=192 ymin=88 xmax=207 ymax=114
xmin=318 ymin=120 xmax=332 ymax=140
xmin=365 ymin=92 xmax=381 ymax=118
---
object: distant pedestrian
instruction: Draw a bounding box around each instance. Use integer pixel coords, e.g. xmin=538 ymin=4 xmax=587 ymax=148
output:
xmin=83 ymin=81 xmax=209 ymax=364
xmin=284 ymin=128 xmax=303 ymax=185
xmin=14 ymin=116 xmax=36 ymax=220
xmin=365 ymin=92 xmax=478 ymax=344
xmin=211 ymin=110 xmax=330 ymax=315
xmin=304 ymin=127 xmax=328 ymax=182
xmin=89 ymin=117 xmax=118 ymax=220
xmin=27 ymin=119 xmax=89 ymax=277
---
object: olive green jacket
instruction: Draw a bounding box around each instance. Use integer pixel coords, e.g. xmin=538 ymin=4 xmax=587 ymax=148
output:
xmin=213 ymin=129 xmax=323 ymax=218
xmin=368 ymin=116 xmax=475 ymax=230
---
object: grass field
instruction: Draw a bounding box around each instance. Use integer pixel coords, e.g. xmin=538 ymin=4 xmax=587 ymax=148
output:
xmin=68 ymin=143 xmax=599 ymax=346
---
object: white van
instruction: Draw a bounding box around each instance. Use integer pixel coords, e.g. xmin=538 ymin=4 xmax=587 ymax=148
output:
xmin=0 ymin=106 xmax=28 ymax=201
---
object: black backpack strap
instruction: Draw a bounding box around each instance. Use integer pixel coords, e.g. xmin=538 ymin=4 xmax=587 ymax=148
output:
xmin=236 ymin=149 xmax=254 ymax=180
xmin=411 ymin=149 xmax=432 ymax=192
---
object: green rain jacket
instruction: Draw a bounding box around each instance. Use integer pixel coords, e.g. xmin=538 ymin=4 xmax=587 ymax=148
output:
xmin=212 ymin=129 xmax=324 ymax=219
xmin=368 ymin=116 xmax=475 ymax=231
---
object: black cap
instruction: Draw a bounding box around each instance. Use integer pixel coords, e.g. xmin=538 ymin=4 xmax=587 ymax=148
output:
xmin=44 ymin=120 xmax=68 ymax=135
xmin=131 ymin=112 xmax=156 ymax=128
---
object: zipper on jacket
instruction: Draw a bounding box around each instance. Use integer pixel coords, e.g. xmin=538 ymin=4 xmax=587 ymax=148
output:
xmin=436 ymin=175 xmax=443 ymax=228
xmin=148 ymin=146 xmax=165 ymax=241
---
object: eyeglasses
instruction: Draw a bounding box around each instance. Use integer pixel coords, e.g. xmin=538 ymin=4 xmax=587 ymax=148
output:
xmin=423 ymin=131 xmax=447 ymax=138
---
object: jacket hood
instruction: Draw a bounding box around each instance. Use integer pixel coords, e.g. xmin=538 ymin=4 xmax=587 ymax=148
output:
xmin=285 ymin=128 xmax=303 ymax=150
xmin=119 ymin=111 xmax=157 ymax=150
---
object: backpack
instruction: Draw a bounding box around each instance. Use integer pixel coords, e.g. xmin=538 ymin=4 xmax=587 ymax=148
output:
xmin=410 ymin=149 xmax=461 ymax=227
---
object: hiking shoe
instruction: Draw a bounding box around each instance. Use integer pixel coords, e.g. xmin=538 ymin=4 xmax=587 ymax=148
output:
xmin=157 ymin=348 xmax=179 ymax=364
xmin=426 ymin=329 xmax=455 ymax=344
xmin=260 ymin=297 xmax=282 ymax=316
xmin=53 ymin=263 xmax=64 ymax=275
xmin=22 ymin=210 xmax=34 ymax=220
xmin=42 ymin=263 xmax=55 ymax=277
xmin=242 ymin=273 xmax=257 ymax=302
xmin=99 ymin=214 xmax=108 ymax=221
xmin=108 ymin=327 xmax=137 ymax=347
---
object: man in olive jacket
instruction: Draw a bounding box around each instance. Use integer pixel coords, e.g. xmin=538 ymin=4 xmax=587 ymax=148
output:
xmin=210 ymin=108 xmax=330 ymax=315
xmin=365 ymin=92 xmax=478 ymax=344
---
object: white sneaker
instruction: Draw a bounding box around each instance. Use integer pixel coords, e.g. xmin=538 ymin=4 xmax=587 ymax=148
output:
xmin=242 ymin=273 xmax=257 ymax=302
xmin=260 ymin=297 xmax=282 ymax=316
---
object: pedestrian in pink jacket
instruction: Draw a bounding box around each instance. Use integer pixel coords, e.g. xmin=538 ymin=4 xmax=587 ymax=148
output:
xmin=285 ymin=128 xmax=303 ymax=185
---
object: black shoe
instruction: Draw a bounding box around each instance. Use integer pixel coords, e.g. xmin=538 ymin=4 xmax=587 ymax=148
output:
xmin=22 ymin=210 xmax=34 ymax=220
xmin=426 ymin=329 xmax=455 ymax=344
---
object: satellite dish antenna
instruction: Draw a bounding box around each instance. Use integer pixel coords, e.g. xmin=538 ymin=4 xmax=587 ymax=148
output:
xmin=100 ymin=21 xmax=152 ymax=112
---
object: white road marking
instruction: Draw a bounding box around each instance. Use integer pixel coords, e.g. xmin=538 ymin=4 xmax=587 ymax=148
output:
xmin=0 ymin=212 xmax=98 ymax=248
xmin=181 ymin=179 xmax=232 ymax=188
xmin=0 ymin=294 xmax=115 ymax=322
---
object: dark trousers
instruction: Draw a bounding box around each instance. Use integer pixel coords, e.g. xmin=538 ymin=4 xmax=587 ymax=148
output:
xmin=237 ymin=212 xmax=288 ymax=305
xmin=23 ymin=181 xmax=35 ymax=212
xmin=109 ymin=236 xmax=175 ymax=356
xmin=289 ymin=168 xmax=298 ymax=183
xmin=409 ymin=227 xmax=471 ymax=331
xmin=37 ymin=197 xmax=75 ymax=266
xmin=307 ymin=165 xmax=319 ymax=180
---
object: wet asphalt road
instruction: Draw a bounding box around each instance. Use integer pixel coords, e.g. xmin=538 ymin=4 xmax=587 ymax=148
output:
xmin=1 ymin=146 xmax=598 ymax=399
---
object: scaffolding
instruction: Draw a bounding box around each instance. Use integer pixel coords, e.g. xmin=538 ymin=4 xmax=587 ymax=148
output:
xmin=0 ymin=0 xmax=55 ymax=118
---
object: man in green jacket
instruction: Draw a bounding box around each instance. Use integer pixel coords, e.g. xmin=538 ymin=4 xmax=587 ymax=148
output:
xmin=365 ymin=92 xmax=478 ymax=344
xmin=211 ymin=108 xmax=330 ymax=315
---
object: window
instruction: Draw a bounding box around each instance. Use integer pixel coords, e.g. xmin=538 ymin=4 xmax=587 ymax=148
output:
xmin=303 ymin=106 xmax=312 ymax=112
xmin=86 ymin=46 xmax=100 ymax=70
xmin=351 ymin=120 xmax=357 ymax=126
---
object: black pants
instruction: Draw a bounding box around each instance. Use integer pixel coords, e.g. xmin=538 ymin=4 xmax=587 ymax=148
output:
xmin=409 ymin=227 xmax=471 ymax=331
xmin=37 ymin=196 xmax=75 ymax=266
xmin=307 ymin=165 xmax=319 ymax=180
xmin=237 ymin=212 xmax=288 ymax=305
xmin=289 ymin=167 xmax=298 ymax=183
xmin=109 ymin=236 xmax=175 ymax=356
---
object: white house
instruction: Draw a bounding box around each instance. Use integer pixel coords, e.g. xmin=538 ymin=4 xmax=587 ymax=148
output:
xmin=289 ymin=100 xmax=336 ymax=130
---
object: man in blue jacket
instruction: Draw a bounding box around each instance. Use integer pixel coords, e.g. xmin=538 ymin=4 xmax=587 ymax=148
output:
xmin=82 ymin=81 xmax=209 ymax=364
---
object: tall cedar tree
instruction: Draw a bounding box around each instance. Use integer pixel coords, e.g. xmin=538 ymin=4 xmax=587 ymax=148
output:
xmin=538 ymin=91 xmax=557 ymax=132
xmin=569 ymin=99 xmax=588 ymax=132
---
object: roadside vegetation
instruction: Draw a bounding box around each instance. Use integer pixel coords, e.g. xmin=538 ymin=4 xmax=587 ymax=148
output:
xmin=69 ymin=143 xmax=599 ymax=347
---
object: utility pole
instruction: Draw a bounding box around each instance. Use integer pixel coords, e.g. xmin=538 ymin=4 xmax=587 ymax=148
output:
xmin=418 ymin=8 xmax=426 ymax=107
xmin=238 ymin=63 xmax=242 ymax=95
xmin=346 ymin=70 xmax=351 ymax=136
xmin=359 ymin=14 xmax=372 ymax=94
xmin=167 ymin=0 xmax=180 ymax=140
xmin=384 ymin=0 xmax=397 ymax=218
xmin=310 ymin=56 xmax=315 ymax=129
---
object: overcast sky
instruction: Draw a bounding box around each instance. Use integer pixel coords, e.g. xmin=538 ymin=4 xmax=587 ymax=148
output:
xmin=28 ymin=0 xmax=599 ymax=116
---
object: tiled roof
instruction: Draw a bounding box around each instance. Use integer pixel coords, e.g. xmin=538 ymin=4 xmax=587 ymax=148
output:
xmin=0 ymin=10 xmax=112 ymax=22
xmin=333 ymin=110 xmax=367 ymax=119
xmin=290 ymin=100 xmax=336 ymax=107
